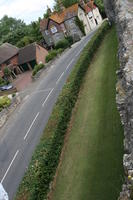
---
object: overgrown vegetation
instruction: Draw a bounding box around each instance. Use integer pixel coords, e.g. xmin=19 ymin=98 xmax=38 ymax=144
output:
xmin=46 ymin=37 xmax=72 ymax=63
xmin=55 ymin=39 xmax=70 ymax=50
xmin=75 ymin=16 xmax=86 ymax=36
xmin=15 ymin=21 xmax=110 ymax=200
xmin=0 ymin=77 xmax=7 ymax=87
xmin=32 ymin=63 xmax=45 ymax=76
xmin=0 ymin=96 xmax=11 ymax=112
xmin=45 ymin=50 xmax=58 ymax=63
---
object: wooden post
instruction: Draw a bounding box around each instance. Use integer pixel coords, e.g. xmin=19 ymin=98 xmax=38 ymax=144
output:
xmin=27 ymin=63 xmax=32 ymax=71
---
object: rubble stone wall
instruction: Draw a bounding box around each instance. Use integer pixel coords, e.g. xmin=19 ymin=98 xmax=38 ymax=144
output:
xmin=104 ymin=0 xmax=133 ymax=199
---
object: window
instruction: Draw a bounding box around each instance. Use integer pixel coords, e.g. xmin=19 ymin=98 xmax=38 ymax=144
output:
xmin=50 ymin=25 xmax=58 ymax=34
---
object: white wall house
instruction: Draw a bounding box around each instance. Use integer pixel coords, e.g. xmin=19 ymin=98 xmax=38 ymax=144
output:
xmin=86 ymin=10 xmax=97 ymax=30
xmin=78 ymin=0 xmax=103 ymax=33
xmin=92 ymin=7 xmax=103 ymax=25
xmin=78 ymin=6 xmax=91 ymax=34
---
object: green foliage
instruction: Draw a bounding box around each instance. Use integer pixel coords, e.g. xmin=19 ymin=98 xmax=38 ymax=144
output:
xmin=75 ymin=16 xmax=85 ymax=36
xmin=57 ymin=48 xmax=64 ymax=54
xmin=32 ymin=63 xmax=45 ymax=76
xmin=94 ymin=0 xmax=106 ymax=17
xmin=65 ymin=36 xmax=73 ymax=45
xmin=45 ymin=50 xmax=58 ymax=63
xmin=15 ymin=21 xmax=110 ymax=200
xmin=0 ymin=15 xmax=43 ymax=47
xmin=3 ymin=67 xmax=11 ymax=78
xmin=0 ymin=77 xmax=6 ymax=86
xmin=0 ymin=96 xmax=11 ymax=111
xmin=55 ymin=39 xmax=70 ymax=50
xmin=54 ymin=0 xmax=79 ymax=10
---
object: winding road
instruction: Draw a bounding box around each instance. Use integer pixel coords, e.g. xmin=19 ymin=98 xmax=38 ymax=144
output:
xmin=0 ymin=29 xmax=96 ymax=199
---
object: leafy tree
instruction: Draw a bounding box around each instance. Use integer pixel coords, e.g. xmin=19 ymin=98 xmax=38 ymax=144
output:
xmin=75 ymin=16 xmax=85 ymax=35
xmin=94 ymin=0 xmax=106 ymax=17
xmin=0 ymin=15 xmax=43 ymax=48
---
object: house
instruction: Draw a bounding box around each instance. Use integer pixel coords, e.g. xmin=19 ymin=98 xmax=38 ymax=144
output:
xmin=18 ymin=43 xmax=48 ymax=71
xmin=0 ymin=43 xmax=21 ymax=78
xmin=40 ymin=4 xmax=84 ymax=47
xmin=85 ymin=0 xmax=102 ymax=30
xmin=0 ymin=43 xmax=48 ymax=78
xmin=40 ymin=0 xmax=102 ymax=47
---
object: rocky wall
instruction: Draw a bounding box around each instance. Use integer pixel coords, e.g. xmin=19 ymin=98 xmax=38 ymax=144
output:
xmin=104 ymin=0 xmax=133 ymax=199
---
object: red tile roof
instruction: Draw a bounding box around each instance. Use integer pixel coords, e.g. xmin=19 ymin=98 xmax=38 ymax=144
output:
xmin=49 ymin=3 xmax=79 ymax=24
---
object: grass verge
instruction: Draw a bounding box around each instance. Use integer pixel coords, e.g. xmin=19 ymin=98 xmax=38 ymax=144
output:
xmin=51 ymin=27 xmax=124 ymax=200
xmin=15 ymin=21 xmax=110 ymax=200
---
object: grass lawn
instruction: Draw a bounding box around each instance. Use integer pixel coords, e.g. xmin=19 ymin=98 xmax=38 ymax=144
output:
xmin=51 ymin=28 xmax=124 ymax=200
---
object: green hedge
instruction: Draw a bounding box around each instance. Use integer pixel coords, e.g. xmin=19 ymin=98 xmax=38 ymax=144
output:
xmin=15 ymin=21 xmax=110 ymax=200
xmin=45 ymin=50 xmax=58 ymax=63
xmin=55 ymin=39 xmax=70 ymax=50
xmin=32 ymin=63 xmax=45 ymax=76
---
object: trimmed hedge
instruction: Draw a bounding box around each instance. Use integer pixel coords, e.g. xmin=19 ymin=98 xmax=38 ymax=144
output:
xmin=32 ymin=63 xmax=45 ymax=76
xmin=15 ymin=21 xmax=110 ymax=200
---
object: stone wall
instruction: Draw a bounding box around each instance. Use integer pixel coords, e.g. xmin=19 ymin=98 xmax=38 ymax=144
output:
xmin=104 ymin=0 xmax=133 ymax=199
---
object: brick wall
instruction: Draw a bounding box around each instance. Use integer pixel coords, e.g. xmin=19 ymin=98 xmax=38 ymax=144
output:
xmin=36 ymin=45 xmax=48 ymax=64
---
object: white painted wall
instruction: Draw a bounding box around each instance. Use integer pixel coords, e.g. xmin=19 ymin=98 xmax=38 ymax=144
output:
xmin=92 ymin=7 xmax=102 ymax=25
xmin=78 ymin=7 xmax=91 ymax=35
xmin=87 ymin=11 xmax=97 ymax=30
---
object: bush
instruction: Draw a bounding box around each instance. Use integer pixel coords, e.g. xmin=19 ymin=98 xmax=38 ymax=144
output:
xmin=15 ymin=21 xmax=110 ymax=200
xmin=0 ymin=77 xmax=6 ymax=86
xmin=55 ymin=39 xmax=70 ymax=50
xmin=75 ymin=16 xmax=86 ymax=36
xmin=0 ymin=96 xmax=11 ymax=111
xmin=32 ymin=63 xmax=45 ymax=76
xmin=45 ymin=50 xmax=58 ymax=63
xmin=57 ymin=48 xmax=64 ymax=55
xmin=65 ymin=36 xmax=73 ymax=45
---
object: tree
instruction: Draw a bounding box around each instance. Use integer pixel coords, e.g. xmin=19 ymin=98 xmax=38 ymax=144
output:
xmin=54 ymin=0 xmax=79 ymax=11
xmin=94 ymin=0 xmax=106 ymax=17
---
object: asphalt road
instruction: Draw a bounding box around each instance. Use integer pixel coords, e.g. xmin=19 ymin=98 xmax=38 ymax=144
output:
xmin=0 ymin=29 xmax=96 ymax=200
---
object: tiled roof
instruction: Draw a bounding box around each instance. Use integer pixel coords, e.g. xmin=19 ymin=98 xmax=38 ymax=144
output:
xmin=84 ymin=2 xmax=97 ymax=13
xmin=0 ymin=43 xmax=19 ymax=65
xmin=40 ymin=18 xmax=49 ymax=31
xmin=18 ymin=43 xmax=37 ymax=65
xmin=49 ymin=3 xmax=79 ymax=24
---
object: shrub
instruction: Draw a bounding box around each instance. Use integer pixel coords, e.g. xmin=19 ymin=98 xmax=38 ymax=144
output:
xmin=15 ymin=21 xmax=110 ymax=200
xmin=57 ymin=48 xmax=64 ymax=55
xmin=65 ymin=36 xmax=73 ymax=45
xmin=45 ymin=50 xmax=58 ymax=63
xmin=32 ymin=63 xmax=45 ymax=76
xmin=75 ymin=16 xmax=86 ymax=36
xmin=0 ymin=96 xmax=11 ymax=111
xmin=0 ymin=77 xmax=6 ymax=86
xmin=3 ymin=67 xmax=11 ymax=78
xmin=55 ymin=39 xmax=70 ymax=50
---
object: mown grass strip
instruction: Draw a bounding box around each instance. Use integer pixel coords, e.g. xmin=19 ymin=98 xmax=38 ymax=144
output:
xmin=51 ymin=27 xmax=124 ymax=200
xmin=15 ymin=21 xmax=110 ymax=200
